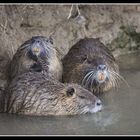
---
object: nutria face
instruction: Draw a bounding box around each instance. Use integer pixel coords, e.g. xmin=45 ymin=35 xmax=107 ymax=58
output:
xmin=8 ymin=36 xmax=62 ymax=81
xmin=59 ymin=84 xmax=103 ymax=115
xmin=28 ymin=41 xmax=47 ymax=59
xmin=82 ymin=57 xmax=109 ymax=84
xmin=4 ymin=72 xmax=102 ymax=116
xmin=62 ymin=38 xmax=120 ymax=94
xmin=26 ymin=36 xmax=53 ymax=60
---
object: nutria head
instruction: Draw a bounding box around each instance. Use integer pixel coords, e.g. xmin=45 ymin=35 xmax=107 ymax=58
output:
xmin=57 ymin=83 xmax=103 ymax=115
xmin=25 ymin=36 xmax=53 ymax=60
xmin=4 ymin=72 xmax=102 ymax=116
xmin=62 ymin=38 xmax=120 ymax=95
xmin=7 ymin=36 xmax=62 ymax=81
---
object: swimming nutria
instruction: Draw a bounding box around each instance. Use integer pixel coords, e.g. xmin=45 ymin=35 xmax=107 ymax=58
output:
xmin=7 ymin=36 xmax=63 ymax=82
xmin=62 ymin=38 xmax=120 ymax=95
xmin=3 ymin=71 xmax=102 ymax=116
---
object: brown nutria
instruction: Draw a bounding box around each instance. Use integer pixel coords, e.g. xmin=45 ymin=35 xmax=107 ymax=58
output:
xmin=7 ymin=36 xmax=63 ymax=82
xmin=62 ymin=38 xmax=121 ymax=95
xmin=3 ymin=71 xmax=102 ymax=116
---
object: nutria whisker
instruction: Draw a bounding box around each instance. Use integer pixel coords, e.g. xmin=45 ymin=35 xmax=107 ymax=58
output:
xmin=108 ymin=72 xmax=117 ymax=86
xmin=90 ymin=74 xmax=97 ymax=92
xmin=113 ymin=75 xmax=122 ymax=88
xmin=82 ymin=71 xmax=97 ymax=92
xmin=80 ymin=106 xmax=89 ymax=114
xmin=89 ymin=73 xmax=96 ymax=86
xmin=112 ymin=75 xmax=119 ymax=88
xmin=108 ymin=70 xmax=129 ymax=88
xmin=85 ymin=73 xmax=96 ymax=88
xmin=110 ymin=70 xmax=129 ymax=87
xmin=109 ymin=73 xmax=119 ymax=89
xmin=109 ymin=70 xmax=124 ymax=89
xmin=24 ymin=46 xmax=30 ymax=57
xmin=82 ymin=71 xmax=95 ymax=85
xmin=41 ymin=41 xmax=52 ymax=56
xmin=83 ymin=72 xmax=96 ymax=88
xmin=19 ymin=43 xmax=29 ymax=50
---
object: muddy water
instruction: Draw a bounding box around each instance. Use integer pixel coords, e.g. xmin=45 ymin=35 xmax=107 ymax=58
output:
xmin=0 ymin=52 xmax=140 ymax=135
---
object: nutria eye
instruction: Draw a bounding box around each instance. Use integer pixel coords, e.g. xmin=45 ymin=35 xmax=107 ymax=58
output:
xmin=66 ymin=87 xmax=75 ymax=97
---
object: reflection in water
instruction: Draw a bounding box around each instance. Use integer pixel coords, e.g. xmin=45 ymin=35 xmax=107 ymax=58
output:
xmin=0 ymin=52 xmax=140 ymax=135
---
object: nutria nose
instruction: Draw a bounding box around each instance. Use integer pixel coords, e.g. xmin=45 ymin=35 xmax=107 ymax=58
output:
xmin=96 ymin=99 xmax=102 ymax=106
xmin=97 ymin=65 xmax=106 ymax=70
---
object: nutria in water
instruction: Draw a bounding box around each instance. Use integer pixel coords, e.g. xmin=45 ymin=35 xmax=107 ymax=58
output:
xmin=62 ymin=38 xmax=121 ymax=95
xmin=3 ymin=71 xmax=102 ymax=116
xmin=7 ymin=36 xmax=63 ymax=82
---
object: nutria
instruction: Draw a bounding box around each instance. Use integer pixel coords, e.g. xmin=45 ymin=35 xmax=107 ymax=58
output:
xmin=7 ymin=36 xmax=63 ymax=82
xmin=62 ymin=38 xmax=121 ymax=95
xmin=3 ymin=71 xmax=102 ymax=116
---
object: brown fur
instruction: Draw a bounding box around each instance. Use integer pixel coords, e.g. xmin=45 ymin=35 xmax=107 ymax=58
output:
xmin=62 ymin=38 xmax=119 ymax=95
xmin=7 ymin=36 xmax=63 ymax=82
xmin=3 ymin=72 xmax=102 ymax=116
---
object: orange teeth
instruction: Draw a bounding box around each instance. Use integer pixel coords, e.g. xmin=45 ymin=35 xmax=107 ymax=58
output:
xmin=98 ymin=73 xmax=105 ymax=81
xmin=32 ymin=47 xmax=40 ymax=53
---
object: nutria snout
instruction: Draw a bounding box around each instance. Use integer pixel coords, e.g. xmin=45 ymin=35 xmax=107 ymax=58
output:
xmin=3 ymin=72 xmax=102 ymax=116
xmin=62 ymin=38 xmax=121 ymax=95
xmin=7 ymin=36 xmax=62 ymax=82
xmin=27 ymin=36 xmax=53 ymax=60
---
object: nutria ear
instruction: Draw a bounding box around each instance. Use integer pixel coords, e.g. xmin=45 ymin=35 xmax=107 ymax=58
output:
xmin=66 ymin=87 xmax=75 ymax=97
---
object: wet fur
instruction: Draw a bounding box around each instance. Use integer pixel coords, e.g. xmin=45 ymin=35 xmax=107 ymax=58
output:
xmin=7 ymin=36 xmax=63 ymax=82
xmin=3 ymin=72 xmax=101 ymax=116
xmin=62 ymin=38 xmax=119 ymax=95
